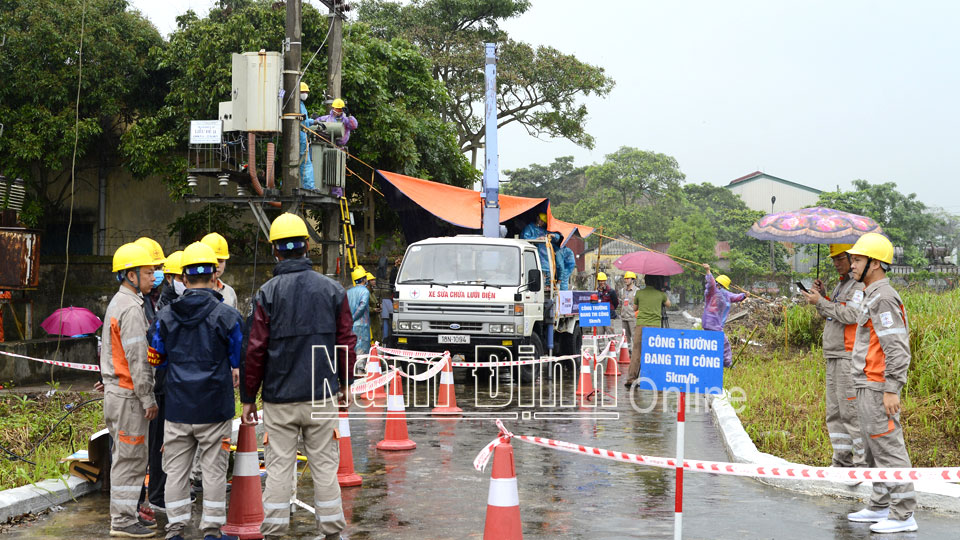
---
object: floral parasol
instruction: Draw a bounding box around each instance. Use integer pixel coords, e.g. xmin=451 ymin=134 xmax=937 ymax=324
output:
xmin=747 ymin=207 xmax=882 ymax=244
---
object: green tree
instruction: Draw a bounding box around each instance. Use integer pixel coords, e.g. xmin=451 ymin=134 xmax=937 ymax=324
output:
xmin=0 ymin=0 xmax=165 ymax=227
xmin=358 ymin=0 xmax=615 ymax=165
xmin=666 ymin=212 xmax=716 ymax=300
xmin=502 ymin=156 xmax=585 ymax=205
xmin=816 ymin=180 xmax=936 ymax=267
xmin=121 ymin=0 xmax=473 ymax=199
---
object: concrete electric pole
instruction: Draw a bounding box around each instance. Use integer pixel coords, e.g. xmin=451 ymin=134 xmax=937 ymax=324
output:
xmin=281 ymin=0 xmax=302 ymax=196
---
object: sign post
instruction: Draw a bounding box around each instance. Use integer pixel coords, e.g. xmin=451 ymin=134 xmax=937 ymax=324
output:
xmin=638 ymin=327 xmax=725 ymax=540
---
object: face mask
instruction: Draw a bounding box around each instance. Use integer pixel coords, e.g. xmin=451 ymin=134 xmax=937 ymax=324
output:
xmin=173 ymin=280 xmax=186 ymax=295
xmin=300 ymin=93 xmax=309 ymax=101
xmin=153 ymin=270 xmax=164 ymax=288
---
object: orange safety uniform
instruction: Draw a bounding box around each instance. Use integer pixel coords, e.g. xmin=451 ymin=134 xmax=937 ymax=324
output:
xmin=100 ymin=284 xmax=155 ymax=530
xmin=851 ymin=277 xmax=916 ymax=521
xmin=815 ymin=274 xmax=866 ymax=467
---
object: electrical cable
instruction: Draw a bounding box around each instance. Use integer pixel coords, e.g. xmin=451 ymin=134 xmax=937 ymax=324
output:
xmin=53 ymin=0 xmax=87 ymax=362
xmin=0 ymin=396 xmax=104 ymax=466
xmin=281 ymin=14 xmax=335 ymax=112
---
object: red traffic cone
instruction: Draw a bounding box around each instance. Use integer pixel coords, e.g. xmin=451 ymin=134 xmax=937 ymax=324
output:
xmin=604 ymin=340 xmax=620 ymax=376
xmin=376 ymin=371 xmax=417 ymax=451
xmin=337 ymin=410 xmax=363 ymax=487
xmin=364 ymin=345 xmax=388 ymax=400
xmin=618 ymin=333 xmax=631 ymax=365
xmin=483 ymin=438 xmax=523 ymax=539
xmin=433 ymin=355 xmax=462 ymax=416
xmin=223 ymin=423 xmax=265 ymax=539
xmin=575 ymin=349 xmax=595 ymax=398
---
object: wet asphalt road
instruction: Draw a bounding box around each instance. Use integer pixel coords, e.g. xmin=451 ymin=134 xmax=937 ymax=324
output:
xmin=6 ymin=368 xmax=957 ymax=539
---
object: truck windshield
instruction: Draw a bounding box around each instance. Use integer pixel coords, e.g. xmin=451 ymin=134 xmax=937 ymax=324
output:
xmin=399 ymin=244 xmax=521 ymax=286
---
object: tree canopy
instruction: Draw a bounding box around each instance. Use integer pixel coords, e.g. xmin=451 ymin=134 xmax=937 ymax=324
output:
xmin=0 ymin=0 xmax=164 ymax=226
xmin=122 ymin=0 xmax=474 ymax=199
xmin=358 ymin=0 xmax=614 ymax=165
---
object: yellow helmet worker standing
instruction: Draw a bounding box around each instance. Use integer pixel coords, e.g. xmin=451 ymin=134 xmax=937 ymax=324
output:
xmin=201 ymin=232 xmax=237 ymax=309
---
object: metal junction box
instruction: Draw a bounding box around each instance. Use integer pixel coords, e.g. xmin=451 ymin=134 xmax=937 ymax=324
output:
xmin=230 ymin=51 xmax=281 ymax=132
xmin=0 ymin=228 xmax=40 ymax=289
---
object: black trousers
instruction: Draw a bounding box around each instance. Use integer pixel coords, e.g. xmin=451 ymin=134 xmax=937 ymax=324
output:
xmin=138 ymin=393 xmax=166 ymax=507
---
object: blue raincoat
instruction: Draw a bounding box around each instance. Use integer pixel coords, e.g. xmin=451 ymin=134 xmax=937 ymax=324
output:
xmin=703 ymin=272 xmax=746 ymax=367
xmin=299 ymin=101 xmax=316 ymax=189
xmin=555 ymin=246 xmax=576 ymax=290
xmin=347 ymin=284 xmax=371 ymax=355
xmin=521 ymin=222 xmax=558 ymax=281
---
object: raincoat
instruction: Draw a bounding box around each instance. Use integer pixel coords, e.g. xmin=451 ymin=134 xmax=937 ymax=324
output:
xmin=521 ymin=222 xmax=557 ymax=281
xmin=317 ymin=111 xmax=359 ymax=147
xmin=300 ymin=101 xmax=316 ymax=189
xmin=703 ymin=272 xmax=746 ymax=367
xmin=555 ymin=246 xmax=576 ymax=290
xmin=347 ymin=283 xmax=371 ymax=355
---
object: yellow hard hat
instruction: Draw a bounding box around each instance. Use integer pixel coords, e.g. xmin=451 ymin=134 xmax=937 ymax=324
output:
xmin=716 ymin=275 xmax=732 ymax=289
xmin=538 ymin=212 xmax=548 ymax=222
xmin=597 ymin=272 xmax=608 ymax=281
xmin=624 ymin=271 xmax=637 ymax=279
xmin=201 ymin=232 xmax=230 ymax=259
xmin=846 ymin=233 xmax=894 ymax=264
xmin=113 ymin=243 xmax=154 ymax=273
xmin=331 ymin=98 xmax=345 ymax=109
xmin=269 ymin=213 xmax=309 ymax=243
xmin=300 ymin=81 xmax=309 ymax=93
xmin=181 ymin=242 xmax=219 ymax=275
xmin=365 ymin=272 xmax=375 ymax=281
xmin=162 ymin=251 xmax=184 ymax=275
xmin=351 ymin=266 xmax=367 ymax=283
xmin=134 ymin=237 xmax=166 ymax=265
xmin=828 ymin=243 xmax=854 ymax=258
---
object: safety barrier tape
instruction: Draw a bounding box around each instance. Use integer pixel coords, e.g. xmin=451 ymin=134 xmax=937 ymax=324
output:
xmin=0 ymin=349 xmax=101 ymax=372
xmin=395 ymin=354 xmax=450 ymax=381
xmin=349 ymin=369 xmax=396 ymax=395
xmin=474 ymin=420 xmax=960 ymax=483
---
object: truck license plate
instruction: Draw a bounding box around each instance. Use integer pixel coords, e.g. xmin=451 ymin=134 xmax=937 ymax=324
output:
xmin=438 ymin=335 xmax=470 ymax=344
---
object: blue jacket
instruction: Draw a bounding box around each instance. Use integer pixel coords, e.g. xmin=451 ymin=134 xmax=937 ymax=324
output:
xmin=150 ymin=288 xmax=243 ymax=424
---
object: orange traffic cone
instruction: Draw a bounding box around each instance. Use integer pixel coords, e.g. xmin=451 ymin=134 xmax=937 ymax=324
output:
xmin=604 ymin=339 xmax=620 ymax=376
xmin=618 ymin=333 xmax=631 ymax=365
xmin=483 ymin=438 xmax=523 ymax=539
xmin=223 ymin=423 xmax=265 ymax=539
xmin=364 ymin=345 xmax=388 ymax=400
xmin=376 ymin=371 xmax=416 ymax=451
xmin=574 ymin=349 xmax=595 ymax=399
xmin=433 ymin=355 xmax=462 ymax=416
xmin=337 ymin=410 xmax=363 ymax=487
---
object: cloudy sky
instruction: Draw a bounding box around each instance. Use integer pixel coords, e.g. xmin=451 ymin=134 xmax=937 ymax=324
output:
xmin=129 ymin=0 xmax=960 ymax=210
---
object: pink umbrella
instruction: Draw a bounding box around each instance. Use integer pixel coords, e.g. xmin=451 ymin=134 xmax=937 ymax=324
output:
xmin=613 ymin=250 xmax=684 ymax=276
xmin=41 ymin=307 xmax=103 ymax=336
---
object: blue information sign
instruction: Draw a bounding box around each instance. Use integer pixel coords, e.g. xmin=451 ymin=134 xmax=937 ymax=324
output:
xmin=578 ymin=302 xmax=611 ymax=327
xmin=637 ymin=327 xmax=725 ymax=394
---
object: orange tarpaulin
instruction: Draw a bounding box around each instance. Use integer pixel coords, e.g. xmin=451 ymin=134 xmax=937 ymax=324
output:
xmin=376 ymin=170 xmax=594 ymax=242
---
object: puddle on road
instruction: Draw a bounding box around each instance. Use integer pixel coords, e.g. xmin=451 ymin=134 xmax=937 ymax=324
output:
xmin=6 ymin=374 xmax=955 ymax=539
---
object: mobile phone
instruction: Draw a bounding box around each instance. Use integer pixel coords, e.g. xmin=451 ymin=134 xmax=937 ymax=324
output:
xmin=796 ymin=281 xmax=809 ymax=293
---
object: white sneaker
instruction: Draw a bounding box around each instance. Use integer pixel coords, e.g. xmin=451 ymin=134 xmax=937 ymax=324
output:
xmin=847 ymin=507 xmax=889 ymax=522
xmin=870 ymin=516 xmax=918 ymax=533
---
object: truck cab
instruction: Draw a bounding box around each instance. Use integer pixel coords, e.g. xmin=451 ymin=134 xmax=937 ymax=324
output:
xmin=389 ymin=235 xmax=580 ymax=363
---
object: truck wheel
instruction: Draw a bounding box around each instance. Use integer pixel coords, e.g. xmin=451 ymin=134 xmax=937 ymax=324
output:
xmin=519 ymin=333 xmax=544 ymax=384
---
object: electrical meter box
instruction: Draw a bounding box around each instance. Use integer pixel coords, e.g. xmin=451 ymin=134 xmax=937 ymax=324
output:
xmin=310 ymin=144 xmax=346 ymax=189
xmin=230 ymin=51 xmax=281 ymax=132
xmin=218 ymin=102 xmax=235 ymax=132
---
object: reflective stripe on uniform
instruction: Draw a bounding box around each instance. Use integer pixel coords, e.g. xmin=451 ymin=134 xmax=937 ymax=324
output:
xmin=166 ymin=497 xmax=192 ymax=509
xmin=121 ymin=335 xmax=145 ymax=348
xmin=829 ymin=432 xmax=851 ymax=440
xmin=203 ymin=500 xmax=226 ymax=509
xmin=201 ymin=515 xmax=227 ymax=524
xmin=875 ymin=327 xmax=907 ymax=337
xmin=110 ymin=498 xmax=140 ymax=506
xmin=832 ymin=444 xmax=852 ymax=450
xmin=317 ymin=511 xmax=345 ymax=524
xmin=890 ymin=491 xmax=916 ymax=499
xmin=262 ymin=517 xmax=290 ymax=525
xmin=314 ymin=497 xmax=342 ymax=509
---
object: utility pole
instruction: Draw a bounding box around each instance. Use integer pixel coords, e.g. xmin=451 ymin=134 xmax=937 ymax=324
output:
xmin=322 ymin=0 xmax=345 ymax=279
xmin=281 ymin=0 xmax=302 ymax=196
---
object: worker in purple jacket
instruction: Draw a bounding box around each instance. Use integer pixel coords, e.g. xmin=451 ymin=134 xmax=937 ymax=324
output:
xmin=702 ymin=264 xmax=746 ymax=367
xmin=317 ymin=98 xmax=358 ymax=148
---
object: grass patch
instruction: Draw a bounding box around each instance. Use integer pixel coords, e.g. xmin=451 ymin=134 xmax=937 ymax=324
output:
xmin=726 ymin=287 xmax=960 ymax=467
xmin=0 ymin=386 xmax=104 ymax=490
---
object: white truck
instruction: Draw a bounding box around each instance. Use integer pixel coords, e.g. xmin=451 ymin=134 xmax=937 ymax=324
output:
xmin=389 ymin=235 xmax=582 ymax=365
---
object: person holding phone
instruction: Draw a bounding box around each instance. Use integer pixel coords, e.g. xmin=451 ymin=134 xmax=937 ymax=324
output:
xmin=800 ymin=244 xmax=867 ymax=475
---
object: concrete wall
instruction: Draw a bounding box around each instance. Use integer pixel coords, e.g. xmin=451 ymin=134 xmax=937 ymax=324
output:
xmin=0 ymin=337 xmax=99 ymax=387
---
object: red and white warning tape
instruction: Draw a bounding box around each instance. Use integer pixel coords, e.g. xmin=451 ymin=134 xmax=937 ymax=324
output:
xmin=474 ymin=421 xmax=960 ymax=482
xmin=0 ymin=349 xmax=101 ymax=372
xmin=349 ymin=369 xmax=396 ymax=395
xmin=395 ymin=353 xmax=450 ymax=381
